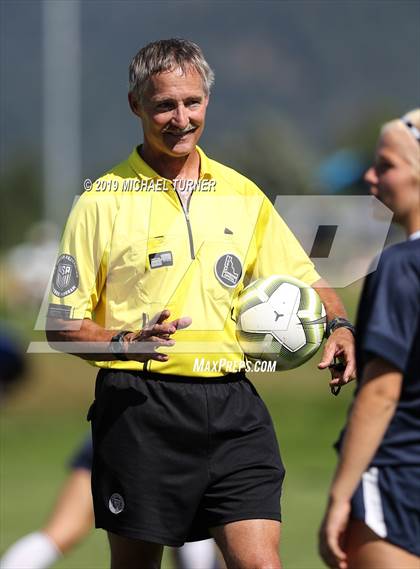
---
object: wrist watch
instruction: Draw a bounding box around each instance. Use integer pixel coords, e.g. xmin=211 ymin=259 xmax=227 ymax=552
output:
xmin=326 ymin=317 xmax=355 ymax=338
xmin=109 ymin=331 xmax=130 ymax=361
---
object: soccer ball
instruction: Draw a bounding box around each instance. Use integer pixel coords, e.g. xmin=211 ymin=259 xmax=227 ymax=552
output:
xmin=236 ymin=275 xmax=326 ymax=371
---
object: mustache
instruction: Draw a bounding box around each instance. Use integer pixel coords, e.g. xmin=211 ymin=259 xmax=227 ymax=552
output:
xmin=162 ymin=124 xmax=197 ymax=135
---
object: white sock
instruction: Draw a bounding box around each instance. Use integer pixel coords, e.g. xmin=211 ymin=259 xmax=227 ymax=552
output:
xmin=0 ymin=532 xmax=61 ymax=569
xmin=176 ymin=538 xmax=219 ymax=569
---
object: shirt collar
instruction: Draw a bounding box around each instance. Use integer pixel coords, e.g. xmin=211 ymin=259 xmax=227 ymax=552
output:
xmin=128 ymin=145 xmax=213 ymax=181
xmin=195 ymin=145 xmax=213 ymax=179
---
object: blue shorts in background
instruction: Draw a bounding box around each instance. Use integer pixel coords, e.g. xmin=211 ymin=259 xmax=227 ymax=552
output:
xmin=351 ymin=464 xmax=420 ymax=556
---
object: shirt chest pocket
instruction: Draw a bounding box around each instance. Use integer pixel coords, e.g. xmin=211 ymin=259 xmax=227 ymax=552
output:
xmin=134 ymin=235 xmax=191 ymax=310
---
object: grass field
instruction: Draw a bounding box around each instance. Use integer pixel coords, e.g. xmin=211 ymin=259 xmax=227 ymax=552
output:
xmin=1 ymin=285 xmax=359 ymax=568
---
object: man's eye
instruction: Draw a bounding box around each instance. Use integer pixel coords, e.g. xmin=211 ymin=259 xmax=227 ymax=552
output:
xmin=186 ymin=100 xmax=201 ymax=107
xmin=156 ymin=103 xmax=173 ymax=111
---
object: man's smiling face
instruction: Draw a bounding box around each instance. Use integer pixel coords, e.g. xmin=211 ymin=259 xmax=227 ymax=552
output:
xmin=132 ymin=66 xmax=209 ymax=159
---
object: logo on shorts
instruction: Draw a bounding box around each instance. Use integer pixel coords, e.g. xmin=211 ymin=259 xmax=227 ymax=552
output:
xmin=109 ymin=493 xmax=125 ymax=514
xmin=214 ymin=253 xmax=242 ymax=288
xmin=51 ymin=254 xmax=79 ymax=297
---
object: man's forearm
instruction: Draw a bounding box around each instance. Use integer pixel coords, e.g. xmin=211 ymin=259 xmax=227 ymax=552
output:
xmin=46 ymin=318 xmax=117 ymax=360
xmin=46 ymin=311 xmax=183 ymax=364
xmin=312 ymin=278 xmax=348 ymax=322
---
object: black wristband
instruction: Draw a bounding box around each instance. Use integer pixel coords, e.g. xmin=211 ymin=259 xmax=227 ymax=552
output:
xmin=326 ymin=317 xmax=355 ymax=338
xmin=109 ymin=331 xmax=130 ymax=361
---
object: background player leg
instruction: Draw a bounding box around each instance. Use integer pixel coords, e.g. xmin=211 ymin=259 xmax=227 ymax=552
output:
xmin=108 ymin=533 xmax=163 ymax=569
xmin=0 ymin=469 xmax=93 ymax=569
xmin=43 ymin=468 xmax=93 ymax=552
xmin=173 ymin=539 xmax=221 ymax=569
xmin=210 ymin=519 xmax=281 ymax=569
xmin=345 ymin=520 xmax=420 ymax=569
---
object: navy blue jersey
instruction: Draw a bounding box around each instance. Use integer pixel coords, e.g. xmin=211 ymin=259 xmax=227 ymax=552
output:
xmin=0 ymin=333 xmax=25 ymax=397
xmin=68 ymin=433 xmax=93 ymax=471
xmin=337 ymin=238 xmax=420 ymax=466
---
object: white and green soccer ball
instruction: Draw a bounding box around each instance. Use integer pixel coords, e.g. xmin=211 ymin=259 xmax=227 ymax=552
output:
xmin=236 ymin=275 xmax=326 ymax=371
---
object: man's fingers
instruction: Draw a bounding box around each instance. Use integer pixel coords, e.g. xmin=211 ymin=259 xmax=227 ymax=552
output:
xmin=150 ymin=353 xmax=169 ymax=362
xmin=155 ymin=309 xmax=171 ymax=325
xmin=134 ymin=313 xmax=191 ymax=343
xmin=140 ymin=322 xmax=176 ymax=338
xmin=150 ymin=316 xmax=192 ymax=336
xmin=173 ymin=316 xmax=192 ymax=330
xmin=343 ymin=361 xmax=356 ymax=383
xmin=318 ymin=342 xmax=337 ymax=369
xmin=152 ymin=323 xmax=177 ymax=336
xmin=152 ymin=337 xmax=175 ymax=347
xmin=141 ymin=337 xmax=175 ymax=350
xmin=328 ymin=361 xmax=356 ymax=386
xmin=339 ymin=343 xmax=356 ymax=382
xmin=126 ymin=339 xmax=174 ymax=354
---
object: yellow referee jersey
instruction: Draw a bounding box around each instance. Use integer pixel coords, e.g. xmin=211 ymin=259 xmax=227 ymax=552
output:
xmin=48 ymin=146 xmax=320 ymax=376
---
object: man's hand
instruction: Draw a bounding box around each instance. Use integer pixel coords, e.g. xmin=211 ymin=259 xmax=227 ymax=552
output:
xmin=123 ymin=309 xmax=192 ymax=363
xmin=318 ymin=498 xmax=350 ymax=569
xmin=318 ymin=328 xmax=356 ymax=387
xmin=312 ymin=279 xmax=356 ymax=388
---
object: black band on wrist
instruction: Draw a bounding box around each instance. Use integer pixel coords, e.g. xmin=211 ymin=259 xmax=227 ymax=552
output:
xmin=109 ymin=331 xmax=130 ymax=361
xmin=326 ymin=317 xmax=355 ymax=338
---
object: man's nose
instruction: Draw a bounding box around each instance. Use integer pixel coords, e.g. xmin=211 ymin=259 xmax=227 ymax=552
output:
xmin=172 ymin=104 xmax=189 ymax=129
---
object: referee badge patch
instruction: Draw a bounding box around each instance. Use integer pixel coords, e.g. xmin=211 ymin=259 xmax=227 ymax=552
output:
xmin=149 ymin=250 xmax=173 ymax=269
xmin=109 ymin=493 xmax=125 ymax=514
xmin=52 ymin=254 xmax=79 ymax=297
xmin=214 ymin=253 xmax=242 ymax=288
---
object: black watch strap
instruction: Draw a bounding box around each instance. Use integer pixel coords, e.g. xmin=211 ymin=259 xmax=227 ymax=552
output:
xmin=326 ymin=317 xmax=355 ymax=338
xmin=109 ymin=331 xmax=130 ymax=361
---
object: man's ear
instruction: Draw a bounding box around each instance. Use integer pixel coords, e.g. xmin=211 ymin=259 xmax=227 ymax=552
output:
xmin=128 ymin=93 xmax=142 ymax=118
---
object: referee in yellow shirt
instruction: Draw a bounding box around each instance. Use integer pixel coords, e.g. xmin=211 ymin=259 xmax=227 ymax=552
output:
xmin=47 ymin=39 xmax=356 ymax=569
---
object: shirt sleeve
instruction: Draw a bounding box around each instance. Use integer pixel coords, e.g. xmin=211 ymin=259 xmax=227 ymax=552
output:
xmin=360 ymin=250 xmax=420 ymax=372
xmin=48 ymin=192 xmax=115 ymax=320
xmin=250 ymin=196 xmax=321 ymax=286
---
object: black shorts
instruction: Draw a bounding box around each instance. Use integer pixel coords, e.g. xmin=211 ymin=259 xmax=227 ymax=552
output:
xmin=351 ymin=465 xmax=420 ymax=556
xmin=88 ymin=370 xmax=285 ymax=546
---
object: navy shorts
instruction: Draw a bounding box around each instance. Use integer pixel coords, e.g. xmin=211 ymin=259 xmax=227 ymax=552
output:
xmin=351 ymin=465 xmax=420 ymax=556
xmin=88 ymin=370 xmax=285 ymax=546
xmin=68 ymin=434 xmax=93 ymax=471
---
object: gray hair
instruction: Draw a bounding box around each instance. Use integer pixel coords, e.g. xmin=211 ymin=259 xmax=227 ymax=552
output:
xmin=129 ymin=38 xmax=215 ymax=104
